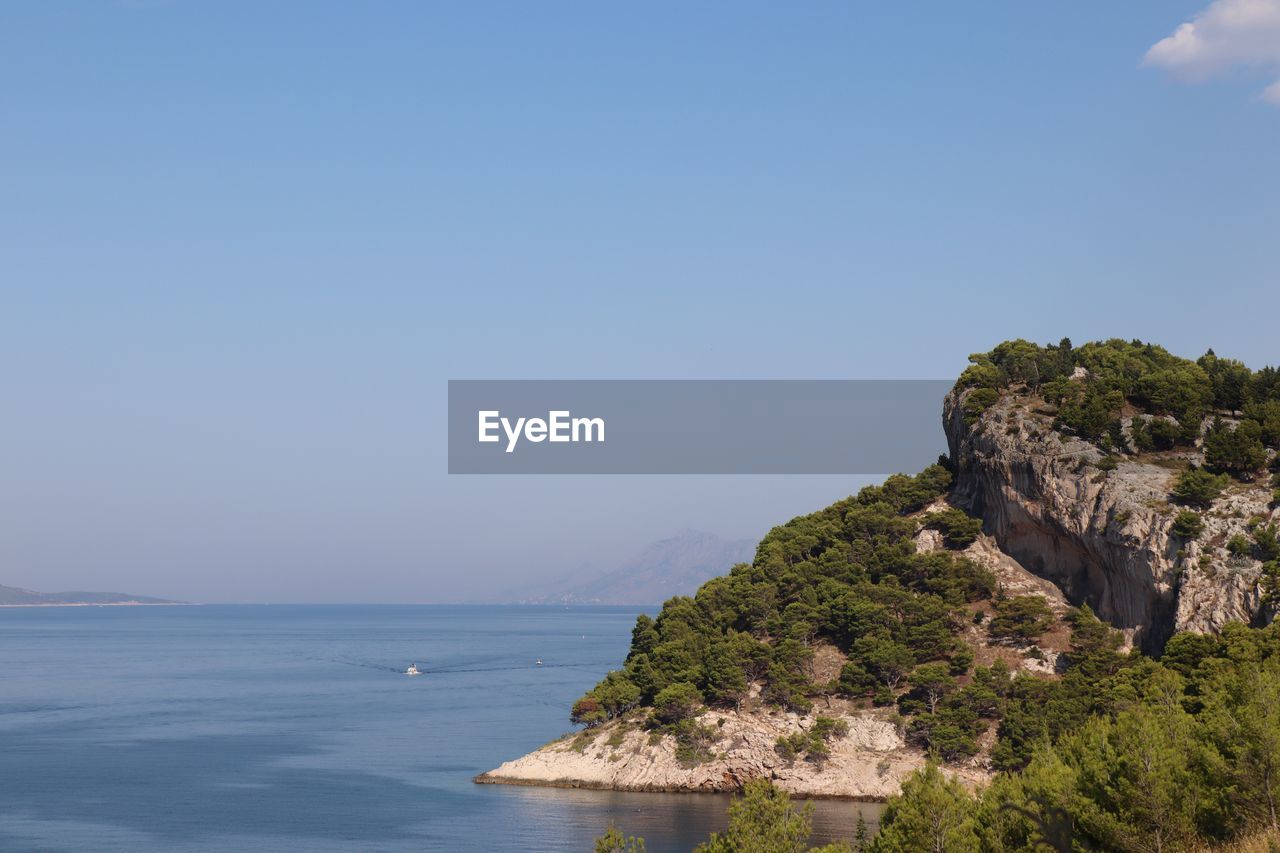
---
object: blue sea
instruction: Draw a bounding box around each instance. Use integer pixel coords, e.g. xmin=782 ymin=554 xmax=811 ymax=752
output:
xmin=0 ymin=605 xmax=880 ymax=851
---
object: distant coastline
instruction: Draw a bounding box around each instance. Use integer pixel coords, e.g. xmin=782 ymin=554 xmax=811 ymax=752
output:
xmin=0 ymin=601 xmax=194 ymax=608
xmin=0 ymin=583 xmax=186 ymax=607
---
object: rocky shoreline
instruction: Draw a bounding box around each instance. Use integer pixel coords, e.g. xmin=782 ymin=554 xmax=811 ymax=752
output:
xmin=475 ymin=705 xmax=989 ymax=800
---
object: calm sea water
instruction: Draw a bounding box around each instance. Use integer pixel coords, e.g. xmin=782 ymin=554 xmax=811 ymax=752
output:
xmin=0 ymin=605 xmax=880 ymax=851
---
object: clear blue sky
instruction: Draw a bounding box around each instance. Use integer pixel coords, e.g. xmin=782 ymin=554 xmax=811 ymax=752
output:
xmin=3 ymin=2 xmax=1278 ymax=602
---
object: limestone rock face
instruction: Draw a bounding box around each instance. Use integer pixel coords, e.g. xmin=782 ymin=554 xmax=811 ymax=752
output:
xmin=944 ymin=388 xmax=1276 ymax=651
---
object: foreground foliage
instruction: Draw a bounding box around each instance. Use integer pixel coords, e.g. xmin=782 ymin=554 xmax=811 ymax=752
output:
xmin=596 ymin=779 xmax=858 ymax=852
xmin=874 ymin=622 xmax=1280 ymax=851
xmin=695 ymin=779 xmax=851 ymax=853
xmin=594 ymin=825 xmax=646 ymax=853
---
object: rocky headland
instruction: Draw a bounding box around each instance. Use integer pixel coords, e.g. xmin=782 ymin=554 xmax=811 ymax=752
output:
xmin=478 ymin=340 xmax=1279 ymax=801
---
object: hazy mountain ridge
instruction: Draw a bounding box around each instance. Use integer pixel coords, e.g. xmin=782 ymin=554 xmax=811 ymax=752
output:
xmin=506 ymin=529 xmax=754 ymax=605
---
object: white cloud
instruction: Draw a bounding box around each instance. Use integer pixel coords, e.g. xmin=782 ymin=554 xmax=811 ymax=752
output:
xmin=1144 ymin=0 xmax=1280 ymax=103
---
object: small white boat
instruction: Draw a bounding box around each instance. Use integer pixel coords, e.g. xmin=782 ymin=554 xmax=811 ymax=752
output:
xmin=405 ymin=663 xmax=421 ymax=676
xmin=535 ymin=659 xmax=543 ymax=666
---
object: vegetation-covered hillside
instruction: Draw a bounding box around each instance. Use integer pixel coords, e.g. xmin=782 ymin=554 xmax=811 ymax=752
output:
xmin=571 ymin=456 xmax=1165 ymax=772
xmin=572 ymin=464 xmax=1012 ymax=761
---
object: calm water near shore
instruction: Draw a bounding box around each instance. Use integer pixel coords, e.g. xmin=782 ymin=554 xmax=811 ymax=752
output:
xmin=0 ymin=605 xmax=880 ymax=851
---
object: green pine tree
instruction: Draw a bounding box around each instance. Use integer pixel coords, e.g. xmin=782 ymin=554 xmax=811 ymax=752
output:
xmin=870 ymin=764 xmax=978 ymax=853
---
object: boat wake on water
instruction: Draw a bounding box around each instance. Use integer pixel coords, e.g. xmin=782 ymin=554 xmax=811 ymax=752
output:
xmin=306 ymin=655 xmax=608 ymax=676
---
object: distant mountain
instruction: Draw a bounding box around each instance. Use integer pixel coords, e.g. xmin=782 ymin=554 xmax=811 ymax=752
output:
xmin=0 ymin=584 xmax=184 ymax=606
xmin=505 ymin=529 xmax=754 ymax=605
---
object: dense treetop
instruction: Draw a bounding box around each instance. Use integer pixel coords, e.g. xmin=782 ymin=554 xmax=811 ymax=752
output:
xmin=956 ymin=338 xmax=1280 ymax=465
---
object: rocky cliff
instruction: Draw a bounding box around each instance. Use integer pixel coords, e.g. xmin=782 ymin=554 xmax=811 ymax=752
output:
xmin=944 ymin=386 xmax=1275 ymax=652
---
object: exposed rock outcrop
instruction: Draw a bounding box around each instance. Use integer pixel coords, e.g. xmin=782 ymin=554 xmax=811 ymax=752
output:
xmin=944 ymin=388 xmax=1276 ymax=652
